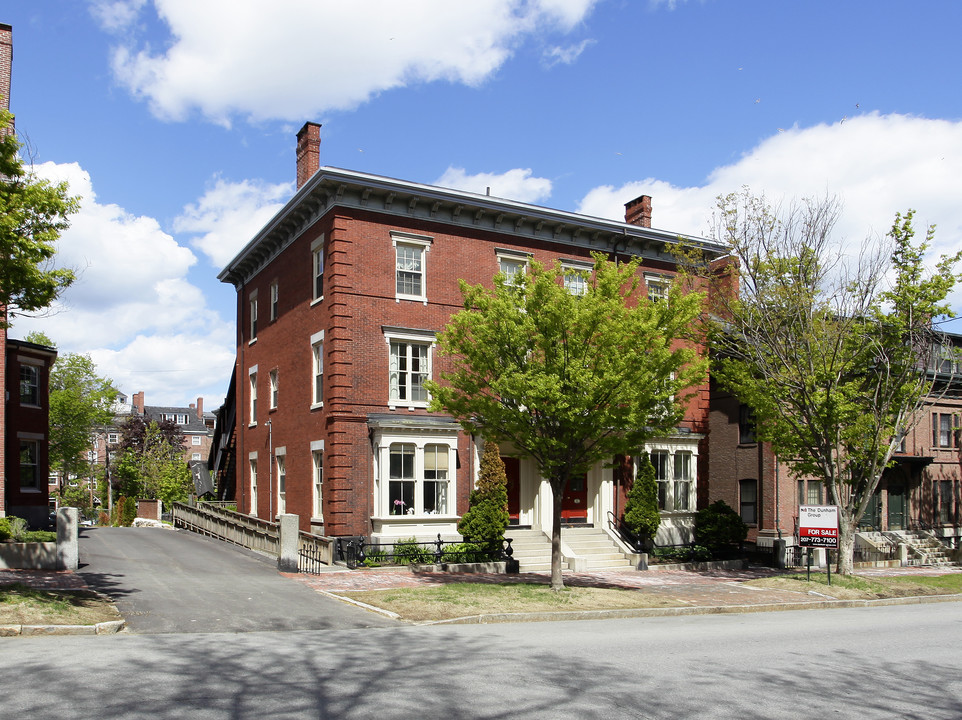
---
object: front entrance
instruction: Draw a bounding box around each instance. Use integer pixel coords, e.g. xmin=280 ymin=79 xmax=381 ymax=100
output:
xmin=561 ymin=473 xmax=588 ymax=523
xmin=502 ymin=457 xmax=521 ymax=524
xmin=859 ymin=491 xmax=882 ymax=531
xmin=887 ymin=486 xmax=905 ymax=530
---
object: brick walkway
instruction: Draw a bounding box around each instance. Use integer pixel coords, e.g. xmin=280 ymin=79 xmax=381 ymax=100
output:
xmin=0 ymin=569 xmax=89 ymax=590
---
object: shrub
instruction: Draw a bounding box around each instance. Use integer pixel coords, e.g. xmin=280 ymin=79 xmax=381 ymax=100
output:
xmin=695 ymin=500 xmax=748 ymax=556
xmin=0 ymin=517 xmax=11 ymax=541
xmin=19 ymin=530 xmax=56 ymax=543
xmin=457 ymin=440 xmax=509 ymax=545
xmin=392 ymin=537 xmax=432 ymax=565
xmin=0 ymin=516 xmax=33 ymax=542
xmin=622 ymin=452 xmax=660 ymax=548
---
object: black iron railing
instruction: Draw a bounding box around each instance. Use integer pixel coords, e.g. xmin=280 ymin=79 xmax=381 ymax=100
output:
xmin=337 ymin=534 xmax=515 ymax=570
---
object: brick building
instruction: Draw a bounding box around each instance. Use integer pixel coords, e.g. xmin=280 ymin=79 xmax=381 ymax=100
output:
xmin=708 ymin=335 xmax=962 ymax=550
xmin=218 ymin=123 xmax=727 ymax=546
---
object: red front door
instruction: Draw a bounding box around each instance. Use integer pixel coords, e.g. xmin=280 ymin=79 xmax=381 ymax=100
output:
xmin=561 ymin=473 xmax=588 ymax=523
xmin=502 ymin=457 xmax=521 ymax=524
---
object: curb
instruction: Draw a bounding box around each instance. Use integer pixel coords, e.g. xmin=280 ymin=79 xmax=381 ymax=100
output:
xmin=418 ymin=592 xmax=962 ymax=625
xmin=0 ymin=619 xmax=126 ymax=636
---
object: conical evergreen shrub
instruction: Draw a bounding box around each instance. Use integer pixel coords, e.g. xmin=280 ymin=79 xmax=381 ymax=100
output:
xmin=457 ymin=440 xmax=509 ymax=558
xmin=623 ymin=452 xmax=660 ymax=547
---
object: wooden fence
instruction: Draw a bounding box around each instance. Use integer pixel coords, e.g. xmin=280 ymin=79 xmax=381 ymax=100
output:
xmin=172 ymin=501 xmax=280 ymax=557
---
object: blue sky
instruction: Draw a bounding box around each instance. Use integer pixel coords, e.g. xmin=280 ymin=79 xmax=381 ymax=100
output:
xmin=5 ymin=0 xmax=962 ymax=407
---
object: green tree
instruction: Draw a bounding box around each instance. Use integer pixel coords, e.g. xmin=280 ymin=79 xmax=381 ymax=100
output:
xmin=694 ymin=500 xmax=748 ymax=557
xmin=457 ymin=440 xmax=510 ymax=553
xmin=696 ymin=189 xmax=961 ymax=574
xmin=622 ymin=452 xmax=660 ymax=549
xmin=427 ymin=254 xmax=706 ymax=589
xmin=114 ymin=419 xmax=192 ymax=505
xmin=26 ymin=332 xmax=118 ymax=485
xmin=0 ymin=109 xmax=78 ymax=326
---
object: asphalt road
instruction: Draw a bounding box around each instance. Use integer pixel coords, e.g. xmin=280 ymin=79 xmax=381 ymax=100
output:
xmin=4 ymin=602 xmax=962 ymax=719
xmin=77 ymin=526 xmax=398 ymax=633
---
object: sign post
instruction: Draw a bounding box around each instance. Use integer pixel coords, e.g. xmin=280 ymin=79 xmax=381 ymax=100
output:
xmin=798 ymin=505 xmax=839 ymax=585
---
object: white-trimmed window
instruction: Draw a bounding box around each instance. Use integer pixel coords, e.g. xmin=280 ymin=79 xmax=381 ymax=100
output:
xmin=249 ymin=454 xmax=258 ymax=516
xmin=392 ymin=232 xmax=432 ymax=302
xmin=249 ymin=290 xmax=258 ymax=342
xmin=19 ymin=365 xmax=40 ymax=406
xmin=192 ymin=453 xmax=202 ymax=461
xmin=269 ymin=369 xmax=279 ymax=410
xmin=191 ymin=435 xmax=202 ymax=446
xmin=497 ymin=250 xmax=530 ymax=287
xmin=270 ymin=281 xmax=279 ymax=321
xmin=562 ymin=260 xmax=592 ymax=296
xmin=645 ymin=273 xmax=668 ymax=302
xmin=311 ymin=330 xmax=324 ymax=407
xmin=276 ymin=449 xmax=287 ymax=516
xmin=640 ymin=442 xmax=697 ymax=512
xmin=311 ymin=442 xmax=324 ymax=520
xmin=107 ymin=433 xmax=119 ymax=444
xmin=249 ymin=367 xmax=258 ymax=425
xmin=384 ymin=327 xmax=435 ymax=408
xmin=377 ymin=437 xmax=455 ymax=517
xmin=311 ymin=236 xmax=324 ymax=302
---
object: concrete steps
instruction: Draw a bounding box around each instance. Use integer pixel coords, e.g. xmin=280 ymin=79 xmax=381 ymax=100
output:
xmin=505 ymin=529 xmax=552 ymax=572
xmin=505 ymin=527 xmax=635 ymax=572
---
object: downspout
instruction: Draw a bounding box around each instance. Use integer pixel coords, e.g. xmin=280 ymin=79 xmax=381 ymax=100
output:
xmin=268 ymin=418 xmax=273 ymax=519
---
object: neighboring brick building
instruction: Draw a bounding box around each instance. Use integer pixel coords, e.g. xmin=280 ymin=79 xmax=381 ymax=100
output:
xmin=708 ymin=335 xmax=962 ymax=550
xmin=5 ymin=338 xmax=57 ymax=527
xmin=218 ymin=123 xmax=727 ymax=544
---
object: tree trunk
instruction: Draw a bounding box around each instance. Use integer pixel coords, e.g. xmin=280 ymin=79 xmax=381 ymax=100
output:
xmin=836 ymin=517 xmax=856 ymax=575
xmin=550 ymin=482 xmax=565 ymax=590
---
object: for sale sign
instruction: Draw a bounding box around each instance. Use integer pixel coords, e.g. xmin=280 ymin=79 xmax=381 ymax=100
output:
xmin=798 ymin=505 xmax=839 ymax=548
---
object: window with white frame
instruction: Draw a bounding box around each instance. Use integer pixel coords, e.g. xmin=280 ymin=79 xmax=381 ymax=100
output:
xmin=386 ymin=328 xmax=434 ymax=407
xmin=269 ymin=369 xmax=279 ymax=410
xmin=107 ymin=433 xmax=119 ymax=444
xmin=378 ymin=438 xmax=455 ymax=517
xmin=641 ymin=443 xmax=697 ymax=512
xmin=249 ymin=455 xmax=258 ymax=516
xmin=270 ymin=281 xmax=279 ymax=321
xmin=393 ymin=232 xmax=431 ymax=302
xmin=192 ymin=435 xmax=202 ymax=446
xmin=311 ymin=331 xmax=324 ymax=406
xmin=645 ymin=274 xmax=668 ymax=302
xmin=192 ymin=453 xmax=202 ymax=461
xmin=249 ymin=291 xmax=258 ymax=342
xmin=249 ymin=368 xmax=258 ymax=425
xmin=20 ymin=365 xmax=39 ymax=405
xmin=806 ymin=480 xmax=823 ymax=505
xmin=276 ymin=450 xmax=287 ymax=515
xmin=933 ymin=412 xmax=959 ymax=448
xmin=311 ymin=443 xmax=324 ymax=520
xmin=562 ymin=260 xmax=592 ymax=296
xmin=497 ymin=250 xmax=529 ymax=287
xmin=311 ymin=236 xmax=324 ymax=302
xmin=19 ymin=439 xmax=39 ymax=489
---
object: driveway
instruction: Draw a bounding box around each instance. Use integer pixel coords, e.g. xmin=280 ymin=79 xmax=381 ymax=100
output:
xmin=78 ymin=526 xmax=398 ymax=634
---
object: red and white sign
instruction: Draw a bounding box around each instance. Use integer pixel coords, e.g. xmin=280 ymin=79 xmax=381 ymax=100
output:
xmin=798 ymin=505 xmax=839 ymax=548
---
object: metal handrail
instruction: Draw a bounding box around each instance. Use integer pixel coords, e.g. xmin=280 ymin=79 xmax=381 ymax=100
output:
xmin=338 ymin=534 xmax=514 ymax=570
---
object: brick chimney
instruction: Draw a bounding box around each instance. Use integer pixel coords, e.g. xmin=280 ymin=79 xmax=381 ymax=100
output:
xmin=296 ymin=122 xmax=321 ymax=189
xmin=0 ymin=23 xmax=13 ymax=136
xmin=195 ymin=397 xmax=204 ymax=419
xmin=624 ymin=194 xmax=652 ymax=228
xmin=133 ymin=391 xmax=145 ymax=415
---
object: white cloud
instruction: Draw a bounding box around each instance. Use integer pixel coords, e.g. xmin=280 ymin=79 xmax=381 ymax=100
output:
xmin=175 ymin=176 xmax=293 ymax=268
xmin=11 ymin=161 xmax=235 ymax=406
xmin=543 ymin=39 xmax=594 ymax=67
xmin=435 ymin=167 xmax=553 ymax=204
xmin=99 ymin=0 xmax=599 ymax=124
xmin=576 ymin=112 xmax=962 ymax=323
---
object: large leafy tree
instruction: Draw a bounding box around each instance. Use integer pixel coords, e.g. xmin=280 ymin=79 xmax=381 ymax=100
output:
xmin=25 ymin=332 xmax=117 ymax=484
xmin=697 ymin=189 xmax=961 ymax=574
xmin=427 ymin=254 xmax=706 ymax=589
xmin=114 ymin=418 xmax=192 ymax=505
xmin=0 ymin=109 xmax=78 ymax=326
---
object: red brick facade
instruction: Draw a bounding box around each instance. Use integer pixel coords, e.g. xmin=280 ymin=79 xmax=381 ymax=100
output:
xmin=220 ymin=136 xmax=725 ymax=542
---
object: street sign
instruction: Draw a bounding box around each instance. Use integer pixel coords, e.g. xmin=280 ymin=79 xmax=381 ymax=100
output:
xmin=798 ymin=505 xmax=839 ymax=548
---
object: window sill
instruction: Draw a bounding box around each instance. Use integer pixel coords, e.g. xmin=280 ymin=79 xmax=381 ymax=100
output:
xmin=19 ymin=488 xmax=43 ymax=494
xmin=248 ymin=338 xmax=257 ymax=346
xmin=311 ymin=296 xmax=324 ymax=307
xmin=248 ymin=422 xmax=257 ymax=428
xmin=387 ymin=403 xmax=429 ymax=412
xmin=395 ymin=295 xmax=428 ymax=305
xmin=310 ymin=402 xmax=324 ymax=411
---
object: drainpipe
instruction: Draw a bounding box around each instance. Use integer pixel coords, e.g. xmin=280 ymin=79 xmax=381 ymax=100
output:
xmin=267 ymin=419 xmax=273 ymax=519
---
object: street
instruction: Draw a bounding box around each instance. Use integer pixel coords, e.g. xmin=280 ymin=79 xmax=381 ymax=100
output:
xmin=5 ymin=602 xmax=962 ymax=719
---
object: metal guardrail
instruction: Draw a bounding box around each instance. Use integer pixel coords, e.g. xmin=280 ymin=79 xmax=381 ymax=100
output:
xmin=172 ymin=501 xmax=280 ymax=557
xmin=298 ymin=531 xmax=335 ymax=573
xmin=337 ymin=534 xmax=513 ymax=570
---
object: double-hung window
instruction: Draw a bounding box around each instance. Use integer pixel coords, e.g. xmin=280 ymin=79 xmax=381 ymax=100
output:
xmin=248 ymin=367 xmax=258 ymax=425
xmin=497 ymin=250 xmax=529 ymax=289
xmin=311 ymin=331 xmax=324 ymax=407
xmin=249 ymin=455 xmax=258 ymax=516
xmin=645 ymin=273 xmax=668 ymax=302
xmin=374 ymin=431 xmax=456 ymax=518
xmin=192 ymin=435 xmax=202 ymax=446
xmin=392 ymin=232 xmax=431 ymax=303
xmin=933 ymin=413 xmax=958 ymax=448
xmin=20 ymin=365 xmax=40 ymax=406
xmin=270 ymin=282 xmax=279 ymax=321
xmin=276 ymin=449 xmax=287 ymax=516
xmin=642 ymin=443 xmax=698 ymax=512
xmin=249 ymin=291 xmax=258 ymax=342
xmin=19 ymin=439 xmax=39 ymax=489
xmin=269 ymin=369 xmax=279 ymax=410
xmin=385 ymin=327 xmax=434 ymax=408
xmin=389 ymin=443 xmax=416 ymax=515
xmin=562 ymin=260 xmax=592 ymax=296
xmin=311 ymin=442 xmax=324 ymax=520
xmin=738 ymin=404 xmax=756 ymax=444
xmin=739 ymin=479 xmax=757 ymax=524
xmin=311 ymin=236 xmax=324 ymax=302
